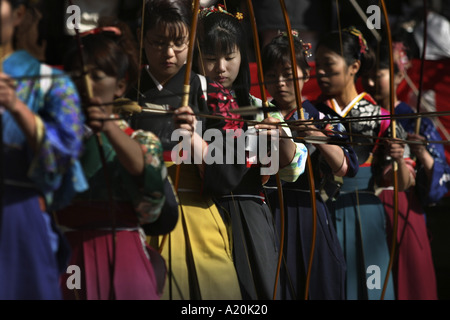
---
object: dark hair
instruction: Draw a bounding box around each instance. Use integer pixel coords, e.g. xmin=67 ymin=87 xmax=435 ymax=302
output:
xmin=7 ymin=0 xmax=29 ymax=8
xmin=373 ymin=38 xmax=412 ymax=75
xmin=315 ymin=28 xmax=375 ymax=78
xmin=261 ymin=33 xmax=311 ymax=79
xmin=142 ymin=0 xmax=192 ymax=39
xmin=374 ymin=40 xmax=398 ymax=74
xmin=194 ymin=11 xmax=251 ymax=107
xmin=63 ymin=18 xmax=139 ymax=95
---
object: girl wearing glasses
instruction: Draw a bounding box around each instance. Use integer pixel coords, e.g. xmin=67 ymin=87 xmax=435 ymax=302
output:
xmin=129 ymin=0 xmax=242 ymax=300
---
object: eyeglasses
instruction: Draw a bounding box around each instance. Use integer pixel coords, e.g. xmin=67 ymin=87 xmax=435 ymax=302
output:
xmin=146 ymin=37 xmax=189 ymax=52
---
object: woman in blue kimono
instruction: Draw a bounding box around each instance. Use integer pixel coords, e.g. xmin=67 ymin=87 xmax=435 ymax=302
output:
xmin=261 ymin=32 xmax=359 ymax=300
xmin=0 ymin=0 xmax=85 ymax=299
xmin=361 ymin=40 xmax=449 ymax=299
xmin=313 ymin=27 xmax=415 ymax=300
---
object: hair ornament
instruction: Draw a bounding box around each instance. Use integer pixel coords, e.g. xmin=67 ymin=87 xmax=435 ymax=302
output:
xmin=392 ymin=42 xmax=411 ymax=73
xmin=278 ymin=29 xmax=299 ymax=38
xmin=277 ymin=29 xmax=312 ymax=58
xmin=343 ymin=26 xmax=368 ymax=54
xmin=199 ymin=4 xmax=244 ymax=21
xmin=80 ymin=26 xmax=122 ymax=38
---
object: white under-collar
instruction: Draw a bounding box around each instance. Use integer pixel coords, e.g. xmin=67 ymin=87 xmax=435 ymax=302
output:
xmin=146 ymin=66 xmax=164 ymax=91
xmin=330 ymin=92 xmax=367 ymax=117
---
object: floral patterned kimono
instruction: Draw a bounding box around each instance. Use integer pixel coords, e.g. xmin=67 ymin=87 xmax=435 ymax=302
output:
xmin=0 ymin=50 xmax=85 ymax=300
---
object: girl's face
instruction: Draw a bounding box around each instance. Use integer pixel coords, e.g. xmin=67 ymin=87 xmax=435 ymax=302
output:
xmin=199 ymin=45 xmax=241 ymax=90
xmin=361 ymin=68 xmax=403 ymax=103
xmin=315 ymin=46 xmax=358 ymax=96
xmin=264 ymin=63 xmax=307 ymax=110
xmin=77 ymin=67 xmax=126 ymax=115
xmin=144 ymin=24 xmax=189 ymax=84
xmin=1 ymin=1 xmax=24 ymax=48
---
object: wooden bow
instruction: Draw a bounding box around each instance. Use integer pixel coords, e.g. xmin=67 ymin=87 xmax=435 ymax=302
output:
xmin=415 ymin=0 xmax=428 ymax=134
xmin=174 ymin=0 xmax=200 ymax=191
xmin=245 ymin=0 xmax=286 ymax=300
xmin=379 ymin=0 xmax=399 ymax=300
xmin=278 ymin=0 xmax=317 ymax=300
xmin=155 ymin=0 xmax=201 ymax=300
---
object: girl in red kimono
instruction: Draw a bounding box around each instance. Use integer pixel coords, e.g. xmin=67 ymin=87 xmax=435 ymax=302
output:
xmin=57 ymin=19 xmax=168 ymax=300
xmin=361 ymin=40 xmax=443 ymax=300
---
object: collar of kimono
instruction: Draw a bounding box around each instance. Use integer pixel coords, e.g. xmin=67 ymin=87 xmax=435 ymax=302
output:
xmin=329 ymin=92 xmax=367 ymax=118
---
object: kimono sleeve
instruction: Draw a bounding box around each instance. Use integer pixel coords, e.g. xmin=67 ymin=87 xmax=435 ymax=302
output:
xmin=252 ymin=97 xmax=307 ymax=183
xmin=27 ymin=72 xmax=88 ymax=210
xmin=122 ymin=129 xmax=167 ymax=225
xmin=416 ymin=117 xmax=450 ymax=205
xmin=268 ymin=110 xmax=307 ymax=182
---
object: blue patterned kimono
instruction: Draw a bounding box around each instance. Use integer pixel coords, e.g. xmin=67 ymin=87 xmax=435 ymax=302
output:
xmin=396 ymin=101 xmax=450 ymax=205
xmin=0 ymin=50 xmax=86 ymax=299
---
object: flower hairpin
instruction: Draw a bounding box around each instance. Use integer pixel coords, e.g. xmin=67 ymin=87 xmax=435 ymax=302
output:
xmin=199 ymin=4 xmax=244 ymax=21
xmin=278 ymin=29 xmax=299 ymax=38
xmin=343 ymin=26 xmax=368 ymax=54
xmin=393 ymin=42 xmax=411 ymax=73
xmin=302 ymin=42 xmax=312 ymax=58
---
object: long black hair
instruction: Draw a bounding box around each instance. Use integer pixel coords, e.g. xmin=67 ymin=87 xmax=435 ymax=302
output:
xmin=194 ymin=10 xmax=251 ymax=108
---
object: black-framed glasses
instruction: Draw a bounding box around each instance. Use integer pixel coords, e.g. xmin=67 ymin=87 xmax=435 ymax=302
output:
xmin=146 ymin=37 xmax=189 ymax=52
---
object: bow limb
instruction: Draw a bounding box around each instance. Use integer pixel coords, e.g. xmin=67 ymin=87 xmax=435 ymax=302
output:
xmin=68 ymin=0 xmax=117 ymax=300
xmin=379 ymin=0 xmax=399 ymax=300
xmin=278 ymin=0 xmax=317 ymax=301
xmin=136 ymin=0 xmax=147 ymax=102
xmin=174 ymin=0 xmax=200 ymax=191
xmin=415 ymin=0 xmax=428 ymax=134
xmin=158 ymin=3 xmax=200 ymax=298
xmin=245 ymin=0 xmax=285 ymax=300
